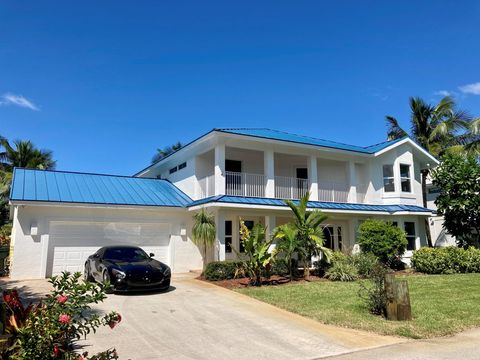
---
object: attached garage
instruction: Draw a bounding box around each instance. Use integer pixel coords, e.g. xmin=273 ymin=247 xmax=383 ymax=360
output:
xmin=9 ymin=168 xmax=203 ymax=279
xmin=48 ymin=221 xmax=171 ymax=276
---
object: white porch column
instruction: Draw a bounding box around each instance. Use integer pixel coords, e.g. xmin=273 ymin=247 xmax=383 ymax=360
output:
xmin=309 ymin=155 xmax=318 ymax=201
xmin=215 ymin=210 xmax=225 ymax=261
xmin=347 ymin=161 xmax=357 ymax=203
xmin=265 ymin=215 xmax=276 ymax=240
xmin=214 ymin=142 xmax=225 ymax=196
xmin=264 ymin=149 xmax=275 ymax=198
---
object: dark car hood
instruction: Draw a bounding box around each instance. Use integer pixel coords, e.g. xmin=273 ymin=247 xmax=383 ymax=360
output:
xmin=107 ymin=259 xmax=168 ymax=273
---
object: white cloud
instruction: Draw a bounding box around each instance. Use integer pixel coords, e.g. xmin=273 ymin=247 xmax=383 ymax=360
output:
xmin=459 ymin=82 xmax=480 ymax=95
xmin=0 ymin=93 xmax=40 ymax=111
xmin=433 ymin=90 xmax=451 ymax=97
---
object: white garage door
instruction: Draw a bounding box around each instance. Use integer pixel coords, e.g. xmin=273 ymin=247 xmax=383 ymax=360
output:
xmin=49 ymin=221 xmax=171 ymax=276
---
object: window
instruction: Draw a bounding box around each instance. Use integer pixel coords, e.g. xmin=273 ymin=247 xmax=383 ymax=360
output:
xmin=323 ymin=226 xmax=334 ymax=250
xmin=404 ymin=222 xmax=416 ymax=251
xmin=225 ymin=221 xmax=232 ymax=253
xmin=383 ymin=165 xmax=395 ymax=192
xmin=169 ymin=166 xmax=177 ymax=174
xmin=178 ymin=162 xmax=187 ymax=170
xmin=226 ymin=160 xmax=242 ymax=193
xmin=400 ymin=164 xmax=411 ymax=192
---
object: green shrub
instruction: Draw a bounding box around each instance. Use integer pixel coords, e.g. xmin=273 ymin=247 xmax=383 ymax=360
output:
xmin=203 ymin=261 xmax=245 ymax=281
xmin=3 ymin=272 xmax=120 ymax=359
xmin=352 ymin=252 xmax=379 ymax=277
xmin=269 ymin=257 xmax=291 ymax=276
xmin=411 ymin=247 xmax=480 ymax=274
xmin=314 ymin=251 xmax=350 ymax=276
xmin=358 ymin=263 xmax=390 ymax=315
xmin=324 ymin=261 xmax=358 ymax=281
xmin=357 ymin=219 xmax=407 ymax=265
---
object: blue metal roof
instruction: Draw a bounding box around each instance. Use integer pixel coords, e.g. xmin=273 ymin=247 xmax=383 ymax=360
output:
xmin=134 ymin=128 xmax=409 ymax=176
xmin=10 ymin=168 xmax=192 ymax=207
xmin=217 ymin=128 xmax=406 ymax=154
xmin=188 ymin=195 xmax=433 ymax=214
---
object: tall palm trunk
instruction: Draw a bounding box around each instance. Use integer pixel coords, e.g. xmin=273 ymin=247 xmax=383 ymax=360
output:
xmin=421 ymin=169 xmax=434 ymax=248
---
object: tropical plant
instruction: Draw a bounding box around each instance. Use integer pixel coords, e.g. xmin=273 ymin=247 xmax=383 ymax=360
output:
xmin=324 ymin=261 xmax=358 ymax=282
xmin=464 ymin=118 xmax=480 ymax=156
xmin=0 ymin=138 xmax=56 ymax=172
xmin=192 ymin=209 xmax=216 ymax=269
xmin=273 ymin=224 xmax=303 ymax=279
xmin=151 ymin=141 xmax=182 ymax=163
xmin=357 ymin=219 xmax=407 ymax=266
xmin=284 ymin=192 xmax=331 ymax=278
xmin=431 ymin=154 xmax=480 ymax=247
xmin=0 ymin=223 xmax=12 ymax=246
xmin=237 ymin=220 xmax=276 ymax=286
xmin=2 ymin=272 xmax=121 ymax=359
xmin=385 ymin=96 xmax=472 ymax=246
xmin=0 ymin=136 xmax=56 ymax=225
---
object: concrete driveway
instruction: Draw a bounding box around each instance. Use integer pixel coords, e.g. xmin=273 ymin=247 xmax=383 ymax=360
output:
xmin=1 ymin=274 xmax=403 ymax=359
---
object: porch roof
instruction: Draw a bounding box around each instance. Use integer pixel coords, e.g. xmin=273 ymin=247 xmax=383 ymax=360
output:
xmin=187 ymin=195 xmax=435 ymax=215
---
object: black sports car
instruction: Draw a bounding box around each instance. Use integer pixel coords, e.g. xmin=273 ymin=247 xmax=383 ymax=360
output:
xmin=84 ymin=246 xmax=171 ymax=293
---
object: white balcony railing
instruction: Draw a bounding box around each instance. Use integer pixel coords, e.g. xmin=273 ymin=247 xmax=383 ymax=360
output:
xmin=274 ymin=176 xmax=309 ymax=200
xmin=225 ymin=171 xmax=266 ymax=197
xmin=198 ymin=174 xmax=215 ymax=198
xmin=318 ymin=181 xmax=349 ymax=203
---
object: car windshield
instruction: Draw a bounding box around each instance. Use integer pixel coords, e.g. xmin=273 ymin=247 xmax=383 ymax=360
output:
xmin=103 ymin=247 xmax=150 ymax=262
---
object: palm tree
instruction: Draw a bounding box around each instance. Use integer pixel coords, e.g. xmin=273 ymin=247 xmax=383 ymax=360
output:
xmin=192 ymin=209 xmax=216 ymax=269
xmin=464 ymin=118 xmax=480 ymax=156
xmin=0 ymin=138 xmax=56 ymax=171
xmin=0 ymin=137 xmax=56 ymax=225
xmin=385 ymin=96 xmax=471 ymax=247
xmin=274 ymin=224 xmax=304 ymax=280
xmin=151 ymin=142 xmax=182 ymax=164
xmin=284 ymin=192 xmax=331 ymax=278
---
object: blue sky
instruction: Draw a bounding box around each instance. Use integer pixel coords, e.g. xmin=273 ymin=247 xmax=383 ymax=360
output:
xmin=1 ymin=1 xmax=479 ymax=175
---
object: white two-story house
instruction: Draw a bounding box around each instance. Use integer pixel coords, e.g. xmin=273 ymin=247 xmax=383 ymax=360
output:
xmin=9 ymin=128 xmax=438 ymax=279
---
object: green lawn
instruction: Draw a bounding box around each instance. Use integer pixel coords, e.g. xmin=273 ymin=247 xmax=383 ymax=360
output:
xmin=236 ymin=273 xmax=480 ymax=338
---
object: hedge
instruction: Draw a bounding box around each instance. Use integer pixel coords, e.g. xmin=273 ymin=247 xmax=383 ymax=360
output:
xmin=203 ymin=258 xmax=291 ymax=281
xmin=203 ymin=261 xmax=245 ymax=281
xmin=411 ymin=247 xmax=480 ymax=274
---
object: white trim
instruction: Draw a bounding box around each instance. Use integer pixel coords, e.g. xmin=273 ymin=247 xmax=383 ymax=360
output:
xmin=374 ymin=138 xmax=439 ymax=165
xmin=187 ymin=202 xmax=433 ymax=216
xmin=9 ymin=200 xmax=185 ymax=212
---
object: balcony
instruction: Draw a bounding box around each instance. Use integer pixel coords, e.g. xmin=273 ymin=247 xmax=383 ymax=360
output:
xmin=274 ymin=175 xmax=309 ymax=200
xmin=197 ymin=171 xmax=367 ymax=203
xmin=226 ymin=171 xmax=266 ymax=198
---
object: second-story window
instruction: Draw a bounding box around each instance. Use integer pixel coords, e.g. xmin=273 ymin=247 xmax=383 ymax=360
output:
xmin=169 ymin=166 xmax=178 ymax=174
xmin=400 ymin=164 xmax=411 ymax=192
xmin=383 ymin=165 xmax=395 ymax=192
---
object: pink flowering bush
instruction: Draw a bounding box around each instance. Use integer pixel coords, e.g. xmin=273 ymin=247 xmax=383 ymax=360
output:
xmin=2 ymin=272 xmax=121 ymax=359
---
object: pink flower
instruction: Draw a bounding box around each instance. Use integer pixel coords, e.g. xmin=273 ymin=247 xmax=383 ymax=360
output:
xmin=78 ymin=355 xmax=84 ymax=360
xmin=58 ymin=313 xmax=71 ymax=324
xmin=53 ymin=345 xmax=61 ymax=357
xmin=108 ymin=313 xmax=122 ymax=329
xmin=57 ymin=295 xmax=68 ymax=304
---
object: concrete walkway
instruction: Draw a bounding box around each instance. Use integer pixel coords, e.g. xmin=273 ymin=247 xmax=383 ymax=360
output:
xmin=1 ymin=273 xmax=403 ymax=359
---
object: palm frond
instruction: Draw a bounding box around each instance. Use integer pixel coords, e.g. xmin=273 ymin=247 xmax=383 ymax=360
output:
xmin=385 ymin=116 xmax=408 ymax=140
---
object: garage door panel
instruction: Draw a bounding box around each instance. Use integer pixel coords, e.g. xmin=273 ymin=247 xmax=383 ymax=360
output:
xmin=49 ymin=221 xmax=171 ymax=277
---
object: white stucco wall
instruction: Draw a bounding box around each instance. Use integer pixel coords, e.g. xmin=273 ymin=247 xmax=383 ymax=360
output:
xmin=10 ymin=204 xmax=203 ymax=280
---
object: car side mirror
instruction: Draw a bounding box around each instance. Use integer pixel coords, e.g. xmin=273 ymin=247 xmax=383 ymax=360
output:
xmin=149 ymin=253 xmax=155 ymax=258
